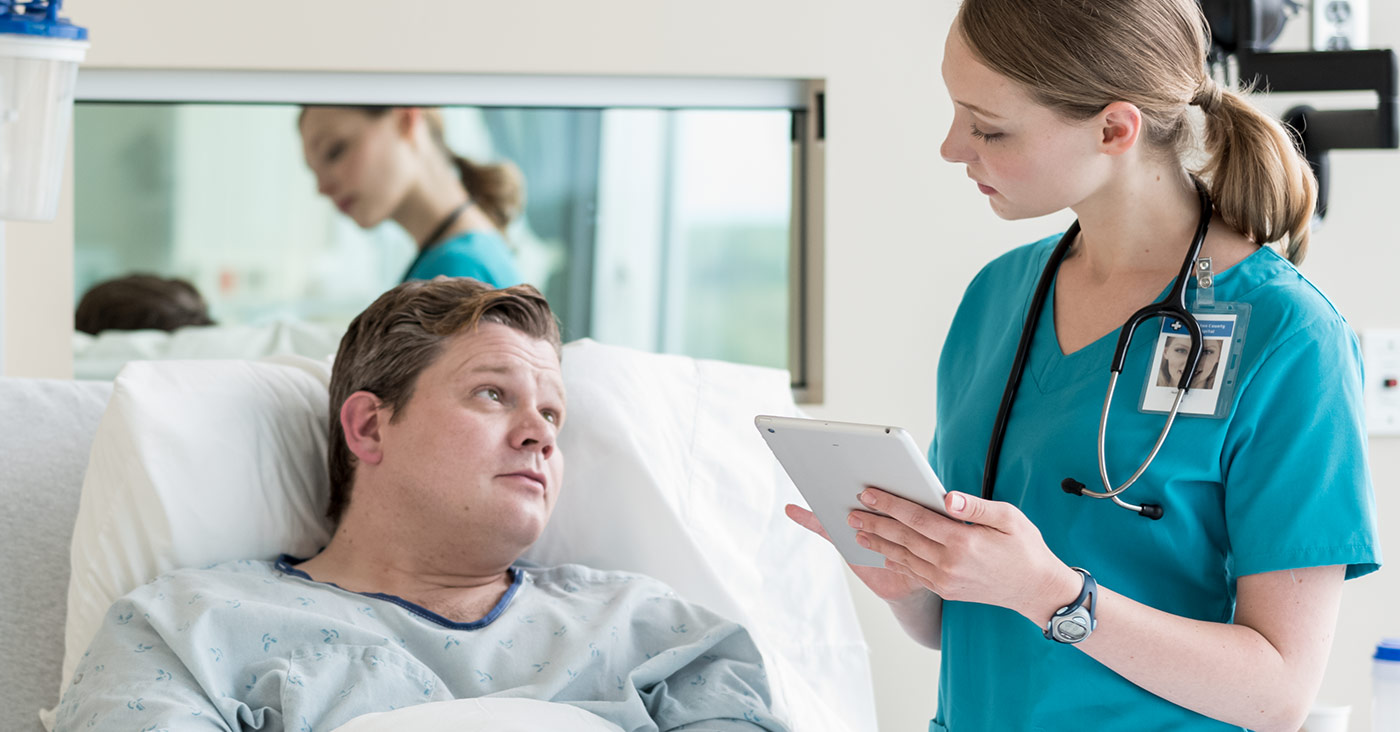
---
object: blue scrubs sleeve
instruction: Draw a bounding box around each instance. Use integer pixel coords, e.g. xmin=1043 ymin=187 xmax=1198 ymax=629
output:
xmin=1221 ymin=318 xmax=1380 ymax=580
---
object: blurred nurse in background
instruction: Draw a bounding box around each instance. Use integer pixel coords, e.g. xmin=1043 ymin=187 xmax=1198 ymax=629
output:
xmin=300 ymin=106 xmax=525 ymax=286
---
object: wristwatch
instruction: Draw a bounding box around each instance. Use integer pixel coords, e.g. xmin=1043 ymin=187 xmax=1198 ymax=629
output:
xmin=1044 ymin=567 xmax=1097 ymax=644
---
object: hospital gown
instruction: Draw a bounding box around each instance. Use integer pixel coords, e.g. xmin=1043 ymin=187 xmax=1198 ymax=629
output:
xmin=54 ymin=559 xmax=785 ymax=732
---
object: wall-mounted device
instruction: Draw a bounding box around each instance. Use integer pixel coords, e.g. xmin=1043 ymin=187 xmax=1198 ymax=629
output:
xmin=1313 ymin=0 xmax=1368 ymax=51
xmin=1200 ymin=0 xmax=1396 ymax=218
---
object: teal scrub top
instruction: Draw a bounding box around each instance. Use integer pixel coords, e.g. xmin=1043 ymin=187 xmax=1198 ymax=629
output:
xmin=402 ymin=230 xmax=523 ymax=287
xmin=928 ymin=235 xmax=1380 ymax=731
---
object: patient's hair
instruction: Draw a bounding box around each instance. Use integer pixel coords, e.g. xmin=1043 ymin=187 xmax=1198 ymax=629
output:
xmin=327 ymin=277 xmax=561 ymax=523
xmin=75 ymin=274 xmax=215 ymax=336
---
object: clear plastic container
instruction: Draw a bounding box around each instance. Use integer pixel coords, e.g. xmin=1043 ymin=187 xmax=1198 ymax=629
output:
xmin=1375 ymin=638 xmax=1400 ymax=732
xmin=0 ymin=32 xmax=88 ymax=221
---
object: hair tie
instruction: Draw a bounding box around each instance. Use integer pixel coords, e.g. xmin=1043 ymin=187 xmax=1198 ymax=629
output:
xmin=1191 ymin=79 xmax=1224 ymax=114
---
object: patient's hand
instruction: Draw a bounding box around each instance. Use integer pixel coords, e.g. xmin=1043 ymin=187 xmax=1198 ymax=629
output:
xmin=784 ymin=503 xmax=928 ymax=603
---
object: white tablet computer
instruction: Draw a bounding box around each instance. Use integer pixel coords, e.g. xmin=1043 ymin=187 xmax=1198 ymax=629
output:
xmin=755 ymin=415 xmax=949 ymax=568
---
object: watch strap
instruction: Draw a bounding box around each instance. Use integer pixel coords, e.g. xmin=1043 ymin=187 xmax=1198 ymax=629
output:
xmin=1044 ymin=567 xmax=1097 ymax=644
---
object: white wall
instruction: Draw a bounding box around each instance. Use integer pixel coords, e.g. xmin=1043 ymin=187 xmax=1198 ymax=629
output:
xmin=1281 ymin=8 xmax=1400 ymax=727
xmin=7 ymin=0 xmax=1397 ymax=728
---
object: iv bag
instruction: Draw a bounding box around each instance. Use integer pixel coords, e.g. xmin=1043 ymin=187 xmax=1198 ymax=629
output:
xmin=0 ymin=32 xmax=87 ymax=221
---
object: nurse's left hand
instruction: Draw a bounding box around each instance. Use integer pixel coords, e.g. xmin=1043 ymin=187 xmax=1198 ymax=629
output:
xmin=850 ymin=488 xmax=1081 ymax=622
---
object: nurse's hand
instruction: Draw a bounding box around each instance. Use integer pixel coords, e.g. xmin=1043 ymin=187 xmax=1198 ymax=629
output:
xmin=784 ymin=503 xmax=929 ymax=604
xmin=849 ymin=488 xmax=1080 ymax=622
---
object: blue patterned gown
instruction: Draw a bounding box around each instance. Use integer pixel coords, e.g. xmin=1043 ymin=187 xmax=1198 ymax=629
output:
xmin=54 ymin=559 xmax=785 ymax=732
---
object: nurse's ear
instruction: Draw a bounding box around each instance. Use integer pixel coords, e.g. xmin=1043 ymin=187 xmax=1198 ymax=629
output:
xmin=391 ymin=107 xmax=424 ymax=141
xmin=1096 ymin=101 xmax=1143 ymax=156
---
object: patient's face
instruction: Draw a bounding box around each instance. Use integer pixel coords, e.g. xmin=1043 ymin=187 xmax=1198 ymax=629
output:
xmin=376 ymin=322 xmax=566 ymax=554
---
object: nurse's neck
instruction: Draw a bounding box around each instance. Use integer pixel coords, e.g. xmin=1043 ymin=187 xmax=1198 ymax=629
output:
xmin=1067 ymin=165 xmax=1202 ymax=285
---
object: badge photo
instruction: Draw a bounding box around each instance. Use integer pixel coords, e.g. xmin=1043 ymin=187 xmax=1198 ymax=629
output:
xmin=1140 ymin=312 xmax=1240 ymax=417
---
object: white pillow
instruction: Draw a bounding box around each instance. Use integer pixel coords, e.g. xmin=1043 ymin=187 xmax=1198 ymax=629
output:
xmin=72 ymin=319 xmax=344 ymax=381
xmin=62 ymin=355 xmax=336 ymax=695
xmin=58 ymin=340 xmax=875 ymax=732
xmin=529 ymin=341 xmax=876 ymax=732
xmin=331 ymin=698 xmax=624 ymax=732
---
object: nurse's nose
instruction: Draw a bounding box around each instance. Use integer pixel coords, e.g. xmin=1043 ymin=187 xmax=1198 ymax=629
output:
xmin=940 ymin=123 xmax=975 ymax=164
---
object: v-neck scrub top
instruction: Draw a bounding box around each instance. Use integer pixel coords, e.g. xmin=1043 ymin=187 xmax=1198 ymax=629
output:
xmin=402 ymin=230 xmax=523 ymax=287
xmin=928 ymin=235 xmax=1380 ymax=731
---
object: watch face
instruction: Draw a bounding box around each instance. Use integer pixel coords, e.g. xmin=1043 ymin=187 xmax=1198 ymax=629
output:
xmin=1056 ymin=617 xmax=1088 ymax=642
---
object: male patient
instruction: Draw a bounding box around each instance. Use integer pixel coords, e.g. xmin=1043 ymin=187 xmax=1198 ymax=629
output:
xmin=55 ymin=279 xmax=785 ymax=732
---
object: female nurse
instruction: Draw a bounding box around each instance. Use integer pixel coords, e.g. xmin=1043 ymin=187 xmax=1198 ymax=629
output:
xmin=787 ymin=1 xmax=1380 ymax=729
xmin=299 ymin=106 xmax=525 ymax=287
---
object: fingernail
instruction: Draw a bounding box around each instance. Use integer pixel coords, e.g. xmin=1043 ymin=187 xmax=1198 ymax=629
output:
xmin=949 ymin=493 xmax=966 ymax=512
xmin=856 ymin=533 xmax=871 ymax=548
xmin=848 ymin=514 xmax=863 ymax=529
xmin=858 ymin=490 xmax=876 ymax=506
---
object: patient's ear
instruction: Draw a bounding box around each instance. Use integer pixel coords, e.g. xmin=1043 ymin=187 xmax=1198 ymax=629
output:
xmin=340 ymin=391 xmax=386 ymax=465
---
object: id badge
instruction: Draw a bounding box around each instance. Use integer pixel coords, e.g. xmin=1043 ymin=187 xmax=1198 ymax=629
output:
xmin=1138 ymin=301 xmax=1251 ymax=419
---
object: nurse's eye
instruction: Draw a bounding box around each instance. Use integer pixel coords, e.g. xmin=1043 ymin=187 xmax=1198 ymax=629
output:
xmin=970 ymin=123 xmax=1005 ymax=143
xmin=324 ymin=141 xmax=347 ymax=163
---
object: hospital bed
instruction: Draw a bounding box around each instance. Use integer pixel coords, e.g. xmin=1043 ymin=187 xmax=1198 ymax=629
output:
xmin=0 ymin=339 xmax=877 ymax=732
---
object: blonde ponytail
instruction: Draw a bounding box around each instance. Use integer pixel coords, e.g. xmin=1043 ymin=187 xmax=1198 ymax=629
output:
xmin=421 ymin=109 xmax=527 ymax=232
xmin=1194 ymin=80 xmax=1317 ymax=264
xmin=452 ymin=156 xmax=526 ymax=231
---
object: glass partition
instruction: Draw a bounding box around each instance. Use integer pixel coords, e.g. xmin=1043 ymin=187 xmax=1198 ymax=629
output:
xmin=75 ymin=101 xmax=797 ymax=371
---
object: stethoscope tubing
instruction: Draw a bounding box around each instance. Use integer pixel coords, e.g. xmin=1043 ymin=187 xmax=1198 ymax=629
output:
xmin=1089 ymin=372 xmax=1185 ymax=501
xmin=979 ymin=180 xmax=1215 ymax=519
xmin=979 ymin=220 xmax=1078 ymax=501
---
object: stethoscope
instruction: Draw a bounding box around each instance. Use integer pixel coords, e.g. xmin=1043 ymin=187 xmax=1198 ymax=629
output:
xmin=980 ymin=180 xmax=1213 ymax=521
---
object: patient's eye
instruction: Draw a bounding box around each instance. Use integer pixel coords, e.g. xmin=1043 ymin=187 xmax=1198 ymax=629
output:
xmin=476 ymin=387 xmax=503 ymax=402
xmin=541 ymin=409 xmax=559 ymax=425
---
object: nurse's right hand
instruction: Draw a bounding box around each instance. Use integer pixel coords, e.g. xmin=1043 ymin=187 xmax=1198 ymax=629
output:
xmin=785 ymin=503 xmax=929 ymax=604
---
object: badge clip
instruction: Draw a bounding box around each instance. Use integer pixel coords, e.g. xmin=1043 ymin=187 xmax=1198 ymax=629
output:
xmin=1193 ymin=257 xmax=1215 ymax=308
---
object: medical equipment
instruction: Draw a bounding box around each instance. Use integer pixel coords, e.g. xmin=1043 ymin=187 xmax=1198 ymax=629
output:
xmin=0 ymin=0 xmax=88 ymax=221
xmin=1374 ymin=639 xmax=1400 ymax=731
xmin=1202 ymin=0 xmax=1398 ymax=218
xmin=980 ymin=181 xmax=1214 ymax=521
xmin=0 ymin=0 xmax=88 ymax=370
